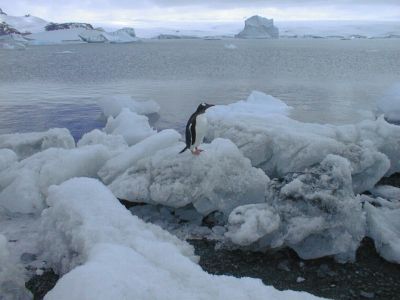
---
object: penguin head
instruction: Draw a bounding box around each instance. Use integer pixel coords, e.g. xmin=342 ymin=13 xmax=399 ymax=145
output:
xmin=196 ymin=102 xmax=214 ymax=114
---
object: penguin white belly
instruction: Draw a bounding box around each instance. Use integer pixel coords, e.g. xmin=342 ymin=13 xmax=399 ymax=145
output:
xmin=192 ymin=114 xmax=207 ymax=149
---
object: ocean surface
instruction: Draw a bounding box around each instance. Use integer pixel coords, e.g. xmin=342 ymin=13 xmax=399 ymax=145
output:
xmin=0 ymin=38 xmax=399 ymax=140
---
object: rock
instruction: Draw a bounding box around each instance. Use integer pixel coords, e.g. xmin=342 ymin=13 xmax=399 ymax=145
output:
xmin=20 ymin=252 xmax=37 ymax=263
xmin=45 ymin=22 xmax=93 ymax=31
xmin=360 ymin=291 xmax=375 ymax=298
xmin=235 ymin=15 xmax=279 ymax=39
xmin=0 ymin=21 xmax=21 ymax=36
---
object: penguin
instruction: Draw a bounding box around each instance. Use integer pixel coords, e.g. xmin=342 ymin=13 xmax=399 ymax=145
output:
xmin=179 ymin=103 xmax=214 ymax=155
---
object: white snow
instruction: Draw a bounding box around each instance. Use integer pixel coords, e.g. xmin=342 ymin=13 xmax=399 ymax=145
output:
xmin=104 ymin=108 xmax=157 ymax=145
xmin=0 ymin=128 xmax=75 ymax=159
xmin=0 ymin=13 xmax=48 ymax=34
xmin=206 ymin=91 xmax=399 ymax=194
xmin=236 ymin=15 xmax=279 ymax=39
xmin=0 ymin=234 xmax=32 ymax=299
xmin=41 ymin=178 xmax=323 ymax=300
xmin=365 ymin=202 xmax=400 ymax=263
xmin=226 ymin=155 xmax=366 ymax=262
xmin=98 ymin=94 xmax=160 ymax=117
xmin=108 ymin=138 xmax=269 ymax=216
xmin=0 ymin=145 xmax=111 ymax=214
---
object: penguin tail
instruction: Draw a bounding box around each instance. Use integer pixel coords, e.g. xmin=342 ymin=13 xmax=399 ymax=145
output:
xmin=179 ymin=146 xmax=188 ymax=154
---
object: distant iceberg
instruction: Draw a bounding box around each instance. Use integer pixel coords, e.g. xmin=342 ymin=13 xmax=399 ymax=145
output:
xmin=236 ymin=15 xmax=279 ymax=39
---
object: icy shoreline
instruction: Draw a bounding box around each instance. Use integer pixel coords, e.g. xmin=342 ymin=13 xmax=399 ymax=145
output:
xmin=1 ymin=91 xmax=400 ymax=298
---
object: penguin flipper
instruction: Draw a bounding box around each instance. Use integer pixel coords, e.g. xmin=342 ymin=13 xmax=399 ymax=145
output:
xmin=179 ymin=146 xmax=188 ymax=154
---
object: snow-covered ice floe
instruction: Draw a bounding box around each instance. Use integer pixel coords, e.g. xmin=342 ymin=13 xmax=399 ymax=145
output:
xmin=0 ymin=145 xmax=111 ymax=214
xmin=41 ymin=178 xmax=323 ymax=300
xmin=107 ymin=138 xmax=269 ymax=216
xmin=206 ymin=90 xmax=400 ymax=194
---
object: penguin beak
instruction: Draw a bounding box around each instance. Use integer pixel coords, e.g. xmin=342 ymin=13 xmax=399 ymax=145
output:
xmin=205 ymin=104 xmax=215 ymax=109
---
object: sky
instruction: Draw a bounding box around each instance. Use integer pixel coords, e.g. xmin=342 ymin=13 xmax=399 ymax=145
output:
xmin=1 ymin=0 xmax=399 ymax=28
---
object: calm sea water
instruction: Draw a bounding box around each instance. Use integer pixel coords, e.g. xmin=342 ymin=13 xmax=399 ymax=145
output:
xmin=0 ymin=39 xmax=399 ymax=140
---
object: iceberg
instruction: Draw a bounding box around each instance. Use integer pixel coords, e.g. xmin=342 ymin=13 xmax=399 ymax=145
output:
xmin=207 ymin=91 xmax=398 ymax=194
xmin=236 ymin=15 xmax=279 ymax=39
xmin=226 ymin=155 xmax=366 ymax=262
xmin=104 ymin=108 xmax=157 ymax=145
xmin=108 ymin=138 xmax=269 ymax=216
xmin=79 ymin=27 xmax=139 ymax=43
xmin=0 ymin=128 xmax=75 ymax=159
xmin=40 ymin=178 xmax=323 ymax=300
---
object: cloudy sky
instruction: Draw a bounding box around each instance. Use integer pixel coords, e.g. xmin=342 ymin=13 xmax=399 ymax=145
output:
xmin=1 ymin=0 xmax=399 ymax=27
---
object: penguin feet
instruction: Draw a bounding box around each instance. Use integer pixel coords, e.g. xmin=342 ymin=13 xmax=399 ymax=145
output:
xmin=191 ymin=148 xmax=204 ymax=155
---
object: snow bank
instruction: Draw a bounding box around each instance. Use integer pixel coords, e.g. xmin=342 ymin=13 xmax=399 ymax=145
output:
xmin=365 ymin=201 xmax=400 ymax=264
xmin=377 ymin=84 xmax=400 ymax=124
xmin=207 ymin=91 xmax=399 ymax=193
xmin=0 ymin=234 xmax=31 ymax=299
xmin=0 ymin=128 xmax=75 ymax=159
xmin=108 ymin=138 xmax=269 ymax=216
xmin=41 ymin=178 xmax=322 ymax=300
xmin=99 ymin=129 xmax=181 ymax=184
xmin=236 ymin=15 xmax=279 ymax=39
xmin=104 ymin=108 xmax=156 ymax=146
xmin=226 ymin=155 xmax=366 ymax=262
xmin=0 ymin=145 xmax=110 ymax=214
xmin=98 ymin=94 xmax=160 ymax=117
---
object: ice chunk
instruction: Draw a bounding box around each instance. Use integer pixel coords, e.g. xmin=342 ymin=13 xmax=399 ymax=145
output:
xmin=104 ymin=108 xmax=156 ymax=146
xmin=77 ymin=129 xmax=128 ymax=152
xmin=108 ymin=138 xmax=269 ymax=216
xmin=235 ymin=15 xmax=279 ymax=39
xmin=365 ymin=202 xmax=400 ymax=263
xmin=226 ymin=155 xmax=366 ymax=262
xmin=0 ymin=128 xmax=75 ymax=159
xmin=0 ymin=149 xmax=17 ymax=172
xmin=98 ymin=129 xmax=181 ymax=184
xmin=376 ymin=84 xmax=400 ymax=124
xmin=41 ymin=178 xmax=323 ymax=300
xmin=0 ymin=145 xmax=111 ymax=214
xmin=98 ymin=94 xmax=160 ymax=117
xmin=0 ymin=234 xmax=32 ymax=299
xmin=370 ymin=185 xmax=400 ymax=202
xmin=207 ymin=91 xmax=399 ymax=193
